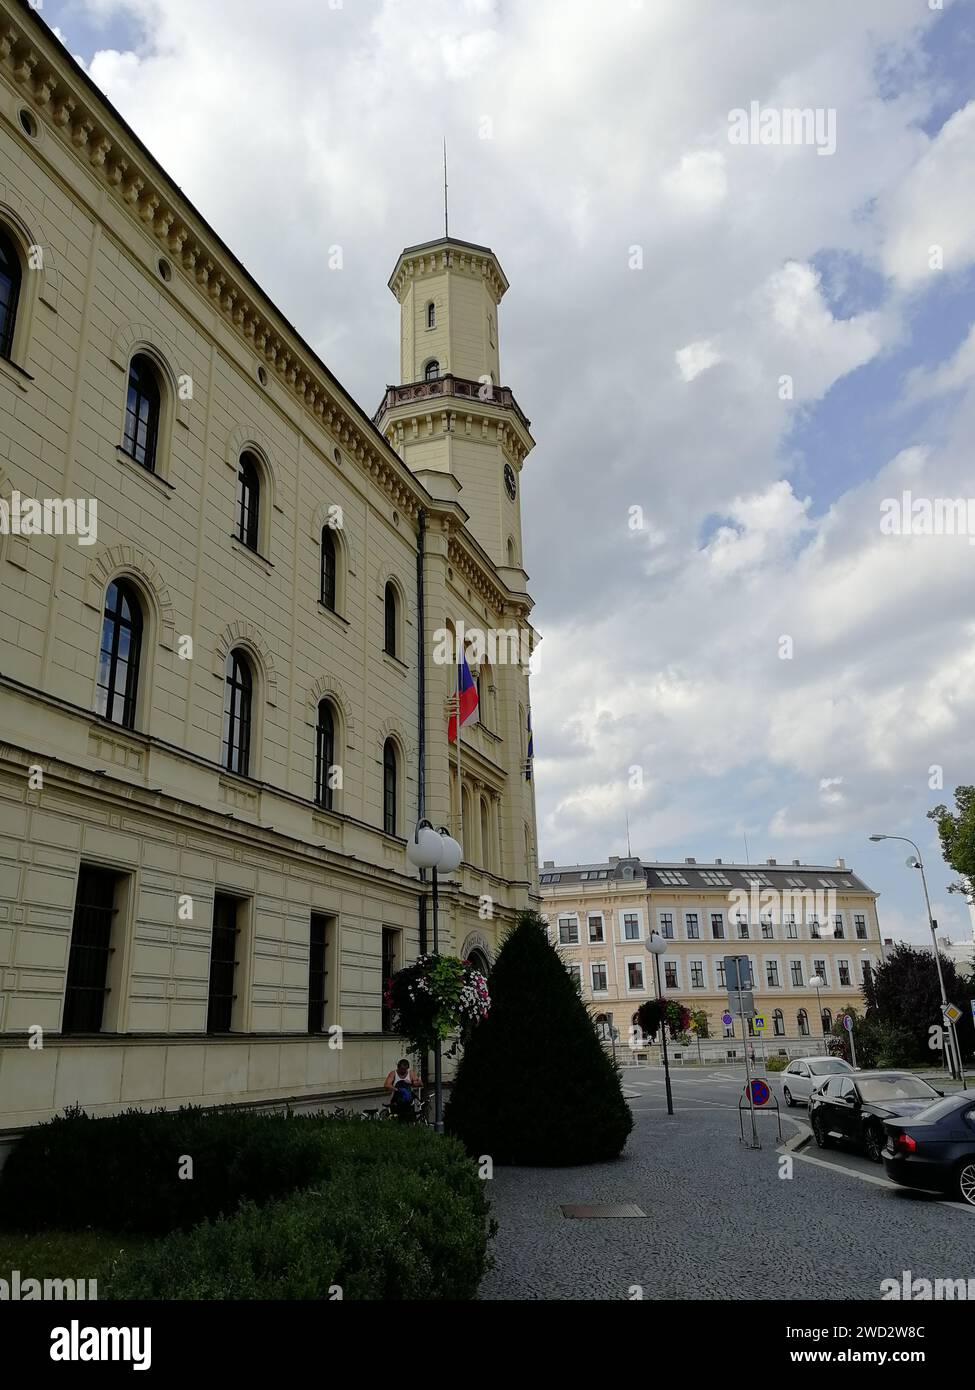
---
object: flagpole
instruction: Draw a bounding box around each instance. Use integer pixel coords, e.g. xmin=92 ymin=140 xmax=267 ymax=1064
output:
xmin=456 ymin=656 xmax=463 ymax=860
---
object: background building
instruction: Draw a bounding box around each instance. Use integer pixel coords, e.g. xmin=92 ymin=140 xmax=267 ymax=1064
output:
xmin=540 ymin=854 xmax=883 ymax=1050
xmin=0 ymin=0 xmax=538 ymax=1131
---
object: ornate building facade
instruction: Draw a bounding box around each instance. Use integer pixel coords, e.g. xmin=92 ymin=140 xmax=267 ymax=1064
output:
xmin=540 ymin=855 xmax=884 ymax=1048
xmin=0 ymin=0 xmax=538 ymax=1131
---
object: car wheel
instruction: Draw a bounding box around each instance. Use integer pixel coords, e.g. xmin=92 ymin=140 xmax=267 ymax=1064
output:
xmin=864 ymin=1124 xmax=883 ymax=1163
xmin=783 ymin=1087 xmax=794 ymax=1107
xmin=812 ymin=1114 xmax=832 ymax=1149
xmin=955 ymin=1159 xmax=975 ymax=1208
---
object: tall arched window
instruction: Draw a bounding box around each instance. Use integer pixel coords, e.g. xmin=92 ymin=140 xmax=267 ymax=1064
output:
xmin=224 ymin=649 xmax=253 ymax=775
xmin=382 ymin=738 xmax=398 ymax=836
xmin=479 ymin=797 xmax=490 ymax=870
xmin=426 ymin=301 xmax=436 ymax=329
xmin=0 ymin=226 xmax=22 ymax=361
xmin=461 ymin=784 xmax=473 ymax=861
xmin=424 ymin=359 xmax=440 ymax=382
xmin=236 ymin=452 xmax=261 ymax=551
xmin=122 ymin=354 xmax=162 ymax=471
xmin=773 ymin=1008 xmax=785 ymax=1037
xmin=506 ymin=536 xmax=516 ymax=567
xmin=797 ymin=1008 xmax=810 ymax=1038
xmin=384 ymin=581 xmax=398 ymax=657
xmin=315 ymin=700 xmax=336 ymax=810
xmin=95 ymin=579 xmax=144 ymax=730
xmin=821 ymin=1007 xmax=833 ymax=1033
xmin=320 ymin=527 xmax=337 ymax=611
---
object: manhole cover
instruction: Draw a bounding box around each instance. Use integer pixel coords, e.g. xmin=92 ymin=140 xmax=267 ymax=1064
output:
xmin=560 ymin=1203 xmax=646 ymax=1219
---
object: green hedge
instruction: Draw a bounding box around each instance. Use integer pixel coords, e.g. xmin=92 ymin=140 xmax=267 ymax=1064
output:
xmin=105 ymin=1163 xmax=489 ymax=1301
xmin=766 ymin=1056 xmax=789 ymax=1072
xmin=0 ymin=1107 xmax=485 ymax=1237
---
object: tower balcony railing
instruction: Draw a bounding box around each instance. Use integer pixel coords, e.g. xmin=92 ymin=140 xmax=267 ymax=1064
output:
xmin=373 ymin=374 xmax=531 ymax=432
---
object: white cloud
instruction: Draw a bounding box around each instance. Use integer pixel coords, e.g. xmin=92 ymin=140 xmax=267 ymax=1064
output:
xmin=675 ymin=339 xmax=721 ymax=382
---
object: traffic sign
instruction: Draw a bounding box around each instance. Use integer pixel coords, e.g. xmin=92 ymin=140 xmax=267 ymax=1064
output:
xmin=943 ymin=1003 xmax=962 ymax=1025
xmin=721 ymin=1011 xmax=733 ymax=1027
xmin=749 ymin=1078 xmax=771 ymax=1107
xmin=842 ymin=1014 xmax=854 ymax=1032
xmin=724 ymin=955 xmax=753 ymax=990
xmin=727 ymin=990 xmax=755 ymax=1017
xmin=753 ymin=1015 xmax=766 ymax=1033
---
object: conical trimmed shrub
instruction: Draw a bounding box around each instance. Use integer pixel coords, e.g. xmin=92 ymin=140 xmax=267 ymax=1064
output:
xmin=445 ymin=911 xmax=633 ymax=1164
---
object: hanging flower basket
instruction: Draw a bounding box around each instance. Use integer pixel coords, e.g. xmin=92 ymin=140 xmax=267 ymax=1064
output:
xmin=384 ymin=953 xmax=490 ymax=1053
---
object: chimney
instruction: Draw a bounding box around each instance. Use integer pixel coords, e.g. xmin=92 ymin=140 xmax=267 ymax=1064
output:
xmin=543 ymin=860 xmax=554 ymax=869
xmin=835 ymin=858 xmax=846 ymax=870
xmin=792 ymin=859 xmax=801 ymax=867
xmin=685 ymin=857 xmax=696 ymax=864
xmin=714 ymin=858 xmax=722 ymax=865
xmin=767 ymin=858 xmax=777 ymax=866
xmin=609 ymin=855 xmax=620 ymax=864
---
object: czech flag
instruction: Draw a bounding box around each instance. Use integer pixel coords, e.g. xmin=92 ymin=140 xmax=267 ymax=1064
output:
xmin=448 ymin=654 xmax=479 ymax=742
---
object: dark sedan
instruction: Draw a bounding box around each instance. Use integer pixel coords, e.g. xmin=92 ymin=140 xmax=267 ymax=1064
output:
xmin=883 ymin=1092 xmax=975 ymax=1207
xmin=808 ymin=1070 xmax=943 ymax=1162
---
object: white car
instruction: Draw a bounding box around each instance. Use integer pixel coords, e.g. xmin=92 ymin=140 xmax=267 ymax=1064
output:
xmin=781 ymin=1056 xmax=854 ymax=1107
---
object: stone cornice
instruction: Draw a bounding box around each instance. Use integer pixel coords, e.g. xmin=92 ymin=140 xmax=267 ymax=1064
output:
xmin=378 ymin=405 xmax=531 ymax=471
xmin=388 ymin=238 xmax=508 ymax=305
xmin=446 ymin=528 xmax=533 ymax=623
xmin=0 ymin=1 xmax=425 ymax=523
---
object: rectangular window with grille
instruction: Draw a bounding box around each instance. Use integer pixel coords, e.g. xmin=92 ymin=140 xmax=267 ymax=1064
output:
xmin=207 ymin=895 xmax=242 ymax=1033
xmin=664 ymin=962 xmax=678 ymax=989
xmin=588 ymin=915 xmax=604 ymax=943
xmin=623 ymin=913 xmax=640 ymax=940
xmin=855 ymin=914 xmax=867 ymax=939
xmin=838 ymin=960 xmax=851 ymax=987
xmin=591 ymin=962 xmax=608 ymax=992
xmin=381 ymin=927 xmax=400 ymax=1032
xmin=711 ymin=913 xmax=725 ymax=940
xmin=790 ymin=960 xmax=804 ymax=987
xmin=308 ymin=913 xmax=329 ymax=1034
xmin=559 ymin=917 xmax=579 ymax=945
xmin=660 ymin=912 xmax=674 ymax=939
xmin=690 ymin=961 xmax=705 ymax=988
xmin=63 ymin=866 xmax=121 ymax=1034
xmin=685 ymin=913 xmax=700 ymax=939
xmin=715 ymin=960 xmax=726 ymax=987
xmin=766 ymin=960 xmax=780 ymax=987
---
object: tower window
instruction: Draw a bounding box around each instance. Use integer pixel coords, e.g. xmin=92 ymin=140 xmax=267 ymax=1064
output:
xmin=0 ymin=226 xmax=22 ymax=361
xmin=383 ymin=738 xmax=398 ymax=836
xmin=424 ymin=359 xmax=440 ymax=382
xmin=384 ymin=581 xmax=399 ymax=657
xmin=223 ymin=649 xmax=253 ymax=775
xmin=235 ymin=452 xmax=261 ymax=551
xmin=315 ymin=699 xmax=336 ymax=810
xmin=122 ymin=354 xmax=162 ymax=471
xmin=426 ymin=301 xmax=436 ymax=329
xmin=320 ymin=527 xmax=337 ymax=611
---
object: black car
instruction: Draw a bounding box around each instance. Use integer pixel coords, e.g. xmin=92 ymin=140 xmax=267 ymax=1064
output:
xmin=883 ymin=1092 xmax=975 ymax=1207
xmin=808 ymin=1070 xmax=943 ymax=1162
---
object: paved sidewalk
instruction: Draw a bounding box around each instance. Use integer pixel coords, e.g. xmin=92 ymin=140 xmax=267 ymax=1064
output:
xmin=478 ymin=1089 xmax=974 ymax=1300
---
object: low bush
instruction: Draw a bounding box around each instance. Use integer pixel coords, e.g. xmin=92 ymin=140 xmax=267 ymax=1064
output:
xmin=0 ymin=1107 xmax=486 ymax=1238
xmin=104 ymin=1147 xmax=489 ymax=1301
xmin=766 ymin=1055 xmax=789 ymax=1072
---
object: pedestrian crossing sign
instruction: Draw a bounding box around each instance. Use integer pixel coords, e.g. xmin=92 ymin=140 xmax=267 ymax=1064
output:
xmin=753 ymin=1015 xmax=766 ymax=1032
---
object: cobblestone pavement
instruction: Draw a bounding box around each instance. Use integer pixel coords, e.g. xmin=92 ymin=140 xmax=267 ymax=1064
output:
xmin=478 ymin=1067 xmax=975 ymax=1300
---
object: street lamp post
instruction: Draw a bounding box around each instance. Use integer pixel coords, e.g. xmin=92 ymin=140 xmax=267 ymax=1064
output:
xmin=645 ymin=932 xmax=674 ymax=1115
xmin=809 ymin=973 xmax=827 ymax=1043
xmin=406 ymin=819 xmax=463 ymax=1132
xmin=869 ymin=833 xmax=966 ymax=1085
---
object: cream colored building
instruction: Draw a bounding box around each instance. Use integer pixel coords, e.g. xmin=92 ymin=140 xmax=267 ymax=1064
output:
xmin=540 ymin=855 xmax=884 ymax=1051
xmin=0 ymin=0 xmax=538 ymax=1132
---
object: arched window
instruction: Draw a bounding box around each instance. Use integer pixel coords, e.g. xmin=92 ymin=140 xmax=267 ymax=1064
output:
xmin=236 ymin=452 xmax=261 ymax=551
xmin=426 ymin=301 xmax=436 ymax=329
xmin=506 ymin=536 xmax=516 ymax=567
xmin=594 ymin=1013 xmax=611 ymax=1041
xmin=0 ymin=226 xmax=22 ymax=361
xmin=461 ymin=784 xmax=473 ymax=861
xmin=797 ymin=1008 xmax=810 ymax=1038
xmin=320 ymin=527 xmax=337 ymax=611
xmin=384 ymin=581 xmax=398 ymax=657
xmin=122 ymin=354 xmax=162 ymax=471
xmin=424 ymin=359 xmax=440 ymax=382
xmin=821 ymin=1007 xmax=833 ymax=1033
xmin=95 ymin=579 xmax=144 ymax=730
xmin=382 ymin=738 xmax=398 ymax=836
xmin=772 ymin=1008 xmax=785 ymax=1037
xmin=223 ymin=649 xmax=253 ymax=775
xmin=479 ymin=797 xmax=490 ymax=870
xmin=315 ymin=700 xmax=336 ymax=810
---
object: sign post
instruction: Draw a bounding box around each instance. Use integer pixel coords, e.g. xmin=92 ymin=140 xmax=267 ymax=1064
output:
xmin=726 ymin=954 xmax=760 ymax=1149
xmin=942 ymin=1004 xmax=967 ymax=1089
xmin=843 ymin=1013 xmax=857 ymax=1069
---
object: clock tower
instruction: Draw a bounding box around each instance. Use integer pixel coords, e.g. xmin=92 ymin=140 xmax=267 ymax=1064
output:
xmin=374 ymin=237 xmax=533 ymax=573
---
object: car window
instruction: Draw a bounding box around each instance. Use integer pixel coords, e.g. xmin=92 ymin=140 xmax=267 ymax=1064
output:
xmin=797 ymin=1064 xmax=808 ymax=1076
xmin=836 ymin=1077 xmax=856 ymax=1099
xmin=914 ymin=1097 xmax=970 ymax=1123
xmin=819 ymin=1076 xmax=842 ymax=1097
xmin=856 ymin=1075 xmax=938 ymax=1103
xmin=810 ymin=1060 xmax=851 ymax=1075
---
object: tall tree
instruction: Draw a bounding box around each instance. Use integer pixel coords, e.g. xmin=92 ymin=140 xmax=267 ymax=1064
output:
xmin=863 ymin=942 xmax=974 ymax=1060
xmin=928 ymin=784 xmax=975 ymax=900
xmin=445 ymin=911 xmax=633 ymax=1164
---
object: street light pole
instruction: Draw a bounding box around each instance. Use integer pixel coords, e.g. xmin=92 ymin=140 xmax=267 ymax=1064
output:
xmin=645 ymin=933 xmax=674 ymax=1115
xmin=810 ymin=973 xmax=826 ymax=1042
xmin=869 ymin=833 xmax=965 ymax=1084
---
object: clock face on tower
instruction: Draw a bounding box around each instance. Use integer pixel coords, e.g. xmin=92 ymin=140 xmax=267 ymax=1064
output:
xmin=504 ymin=463 xmax=517 ymax=501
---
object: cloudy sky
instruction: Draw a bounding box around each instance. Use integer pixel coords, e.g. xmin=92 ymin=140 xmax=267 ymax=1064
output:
xmin=40 ymin=0 xmax=975 ymax=947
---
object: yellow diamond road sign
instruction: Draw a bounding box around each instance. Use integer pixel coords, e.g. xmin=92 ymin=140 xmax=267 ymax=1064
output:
xmin=943 ymin=1003 xmax=962 ymax=1024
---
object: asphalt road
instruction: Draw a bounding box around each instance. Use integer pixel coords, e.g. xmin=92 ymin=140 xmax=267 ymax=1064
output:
xmin=478 ymin=1064 xmax=975 ymax=1300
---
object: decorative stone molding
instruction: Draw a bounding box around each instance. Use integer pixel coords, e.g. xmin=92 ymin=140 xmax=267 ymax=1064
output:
xmin=375 ymin=718 xmax=414 ymax=763
xmin=213 ymin=621 xmax=278 ymax=706
xmin=0 ymin=182 xmax=59 ymax=311
xmin=109 ymin=321 xmax=189 ymax=429
xmin=83 ymin=544 xmax=176 ymax=650
xmin=388 ymin=242 xmax=508 ymax=306
xmin=305 ymin=675 xmax=355 ymax=741
xmin=0 ymin=6 xmax=425 ymax=525
xmin=223 ymin=424 xmax=282 ymax=512
xmin=309 ymin=502 xmax=358 ymax=575
xmin=0 ymin=463 xmax=29 ymax=569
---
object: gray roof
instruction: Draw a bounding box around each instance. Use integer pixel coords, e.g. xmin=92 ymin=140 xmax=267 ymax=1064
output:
xmin=538 ymin=857 xmax=875 ymax=895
